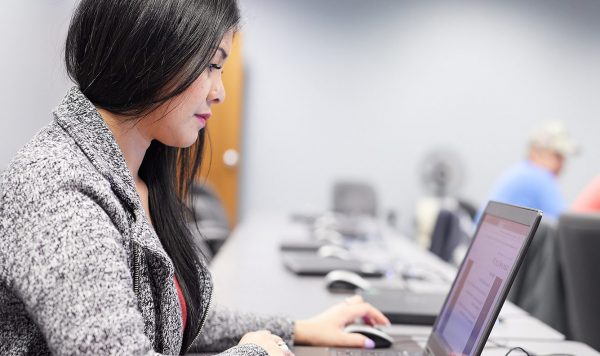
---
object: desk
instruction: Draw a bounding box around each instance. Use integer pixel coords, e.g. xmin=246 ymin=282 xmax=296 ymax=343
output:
xmin=210 ymin=213 xmax=595 ymax=355
xmin=478 ymin=340 xmax=598 ymax=355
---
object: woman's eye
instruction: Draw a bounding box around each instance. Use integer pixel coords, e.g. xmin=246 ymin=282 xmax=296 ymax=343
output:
xmin=209 ymin=64 xmax=223 ymax=72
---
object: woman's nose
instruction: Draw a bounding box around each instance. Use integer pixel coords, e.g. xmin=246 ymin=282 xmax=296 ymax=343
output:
xmin=208 ymin=79 xmax=226 ymax=104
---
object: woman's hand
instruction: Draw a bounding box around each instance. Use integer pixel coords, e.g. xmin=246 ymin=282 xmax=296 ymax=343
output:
xmin=293 ymin=295 xmax=391 ymax=349
xmin=239 ymin=330 xmax=294 ymax=356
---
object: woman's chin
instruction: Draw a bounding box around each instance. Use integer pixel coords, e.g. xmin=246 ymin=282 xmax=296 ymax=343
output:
xmin=160 ymin=133 xmax=200 ymax=149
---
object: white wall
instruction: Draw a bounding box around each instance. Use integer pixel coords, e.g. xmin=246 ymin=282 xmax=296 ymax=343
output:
xmin=237 ymin=0 xmax=600 ymax=226
xmin=0 ymin=0 xmax=76 ymax=169
xmin=2 ymin=1 xmax=599 ymax=230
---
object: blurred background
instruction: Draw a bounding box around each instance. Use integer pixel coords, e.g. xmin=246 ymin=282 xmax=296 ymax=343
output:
xmin=1 ymin=0 xmax=600 ymax=233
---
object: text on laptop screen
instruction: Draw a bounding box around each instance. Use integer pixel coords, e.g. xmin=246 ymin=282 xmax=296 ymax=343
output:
xmin=432 ymin=213 xmax=530 ymax=355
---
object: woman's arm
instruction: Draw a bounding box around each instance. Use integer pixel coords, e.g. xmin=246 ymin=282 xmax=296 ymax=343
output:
xmin=189 ymin=296 xmax=390 ymax=353
xmin=1 ymin=179 xmax=158 ymax=355
xmin=189 ymin=304 xmax=294 ymax=352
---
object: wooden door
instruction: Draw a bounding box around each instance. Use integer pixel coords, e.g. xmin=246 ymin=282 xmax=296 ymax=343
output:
xmin=199 ymin=35 xmax=244 ymax=228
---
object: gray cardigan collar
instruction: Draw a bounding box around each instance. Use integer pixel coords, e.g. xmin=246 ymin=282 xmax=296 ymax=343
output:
xmin=53 ymin=86 xmax=139 ymax=212
xmin=52 ymin=87 xmax=173 ymax=264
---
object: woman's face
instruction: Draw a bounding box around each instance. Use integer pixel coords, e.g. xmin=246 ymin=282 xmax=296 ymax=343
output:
xmin=143 ymin=31 xmax=234 ymax=148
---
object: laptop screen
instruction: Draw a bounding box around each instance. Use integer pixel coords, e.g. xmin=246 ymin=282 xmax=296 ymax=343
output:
xmin=428 ymin=210 xmax=535 ymax=355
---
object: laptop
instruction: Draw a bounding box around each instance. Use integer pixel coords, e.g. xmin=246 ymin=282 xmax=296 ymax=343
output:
xmin=282 ymin=252 xmax=384 ymax=277
xmin=293 ymin=201 xmax=542 ymax=356
xmin=360 ymin=289 xmax=444 ymax=325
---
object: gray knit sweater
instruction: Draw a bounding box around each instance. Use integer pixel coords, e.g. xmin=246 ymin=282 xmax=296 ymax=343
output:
xmin=0 ymin=87 xmax=293 ymax=355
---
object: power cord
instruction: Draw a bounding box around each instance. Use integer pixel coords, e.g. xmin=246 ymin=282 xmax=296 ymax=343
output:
xmin=486 ymin=339 xmax=575 ymax=356
xmin=503 ymin=346 xmax=575 ymax=356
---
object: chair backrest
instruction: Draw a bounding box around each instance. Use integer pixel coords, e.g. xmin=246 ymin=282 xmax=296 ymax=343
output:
xmin=429 ymin=209 xmax=454 ymax=260
xmin=191 ymin=183 xmax=230 ymax=227
xmin=508 ymin=220 xmax=568 ymax=334
xmin=429 ymin=208 xmax=470 ymax=263
xmin=558 ymin=213 xmax=600 ymax=349
xmin=331 ymin=181 xmax=378 ymax=217
xmin=457 ymin=199 xmax=478 ymax=220
xmin=189 ymin=183 xmax=231 ymax=258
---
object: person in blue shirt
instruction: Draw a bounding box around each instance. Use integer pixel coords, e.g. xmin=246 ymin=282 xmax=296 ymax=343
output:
xmin=476 ymin=122 xmax=578 ymax=222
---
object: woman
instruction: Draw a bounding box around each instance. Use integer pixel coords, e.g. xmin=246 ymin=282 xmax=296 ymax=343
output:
xmin=0 ymin=0 xmax=389 ymax=355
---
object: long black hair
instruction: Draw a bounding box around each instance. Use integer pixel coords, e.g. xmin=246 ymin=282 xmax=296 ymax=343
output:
xmin=65 ymin=0 xmax=240 ymax=350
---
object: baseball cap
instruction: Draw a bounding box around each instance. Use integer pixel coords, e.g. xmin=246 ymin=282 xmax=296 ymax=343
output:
xmin=529 ymin=121 xmax=579 ymax=156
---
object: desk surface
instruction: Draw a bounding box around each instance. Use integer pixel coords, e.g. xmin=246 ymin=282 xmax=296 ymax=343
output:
xmin=211 ymin=213 xmax=456 ymax=317
xmin=209 ymin=213 xmax=595 ymax=355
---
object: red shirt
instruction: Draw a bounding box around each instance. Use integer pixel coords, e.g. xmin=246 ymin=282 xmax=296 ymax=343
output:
xmin=572 ymin=175 xmax=600 ymax=212
xmin=173 ymin=276 xmax=187 ymax=332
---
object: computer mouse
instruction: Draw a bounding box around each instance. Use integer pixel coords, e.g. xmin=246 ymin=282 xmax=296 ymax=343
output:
xmin=325 ymin=270 xmax=371 ymax=292
xmin=318 ymin=244 xmax=353 ymax=260
xmin=343 ymin=324 xmax=393 ymax=348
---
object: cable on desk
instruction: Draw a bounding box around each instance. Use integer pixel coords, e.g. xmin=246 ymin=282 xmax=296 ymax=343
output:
xmin=503 ymin=346 xmax=575 ymax=356
xmin=392 ymin=337 xmax=574 ymax=356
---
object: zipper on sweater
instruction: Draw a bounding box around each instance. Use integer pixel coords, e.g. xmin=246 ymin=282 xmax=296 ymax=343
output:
xmin=184 ymin=289 xmax=213 ymax=354
xmin=132 ymin=244 xmax=141 ymax=296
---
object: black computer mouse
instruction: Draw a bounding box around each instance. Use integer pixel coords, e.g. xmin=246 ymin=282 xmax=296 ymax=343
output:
xmin=343 ymin=324 xmax=394 ymax=348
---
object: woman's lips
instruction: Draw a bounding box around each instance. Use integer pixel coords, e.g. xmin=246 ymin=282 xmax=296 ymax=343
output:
xmin=195 ymin=113 xmax=211 ymax=127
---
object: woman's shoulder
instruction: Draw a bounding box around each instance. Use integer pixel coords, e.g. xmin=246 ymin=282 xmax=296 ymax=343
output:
xmin=9 ymin=120 xmax=105 ymax=174
xmin=1 ymin=121 xmax=114 ymax=214
xmin=0 ymin=121 xmax=132 ymax=263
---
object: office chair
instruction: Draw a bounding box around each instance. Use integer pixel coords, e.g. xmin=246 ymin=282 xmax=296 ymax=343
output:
xmin=331 ymin=181 xmax=378 ymax=217
xmin=457 ymin=199 xmax=478 ymax=220
xmin=429 ymin=207 xmax=471 ymax=264
xmin=558 ymin=213 xmax=600 ymax=349
xmin=188 ymin=183 xmax=231 ymax=258
xmin=508 ymin=220 xmax=568 ymax=334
